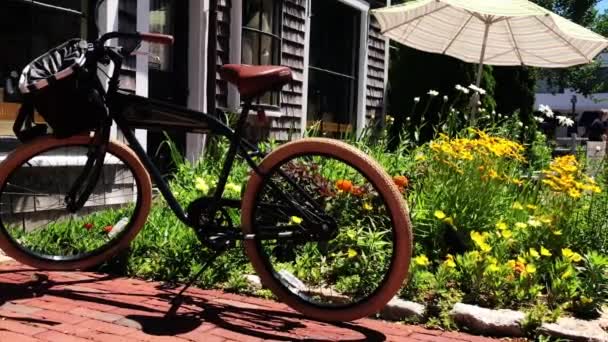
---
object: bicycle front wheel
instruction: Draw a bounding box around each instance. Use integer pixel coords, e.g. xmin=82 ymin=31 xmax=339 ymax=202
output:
xmin=0 ymin=135 xmax=152 ymax=270
xmin=241 ymin=138 xmax=412 ymax=321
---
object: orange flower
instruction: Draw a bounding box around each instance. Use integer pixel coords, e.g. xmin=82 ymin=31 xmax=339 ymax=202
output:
xmin=393 ymin=175 xmax=409 ymax=188
xmin=103 ymin=226 xmax=113 ymax=233
xmin=336 ymin=179 xmax=353 ymax=192
xmin=513 ymin=261 xmax=526 ymax=274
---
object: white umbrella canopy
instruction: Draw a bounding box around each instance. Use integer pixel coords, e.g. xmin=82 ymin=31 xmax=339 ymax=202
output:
xmin=372 ymin=0 xmax=608 ymax=86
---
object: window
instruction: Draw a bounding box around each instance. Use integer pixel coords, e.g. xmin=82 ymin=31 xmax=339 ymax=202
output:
xmin=242 ymin=0 xmax=282 ymax=106
xmin=307 ymin=0 xmax=360 ymax=136
xmin=0 ymin=0 xmax=89 ymax=138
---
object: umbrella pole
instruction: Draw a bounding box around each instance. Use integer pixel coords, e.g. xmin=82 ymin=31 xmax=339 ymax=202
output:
xmin=471 ymin=20 xmax=491 ymax=124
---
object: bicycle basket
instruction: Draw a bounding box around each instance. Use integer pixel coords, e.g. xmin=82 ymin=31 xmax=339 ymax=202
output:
xmin=16 ymin=39 xmax=107 ymax=139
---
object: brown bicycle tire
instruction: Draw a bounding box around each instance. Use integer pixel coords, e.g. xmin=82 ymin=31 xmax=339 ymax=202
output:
xmin=241 ymin=138 xmax=412 ymax=321
xmin=0 ymin=135 xmax=152 ymax=271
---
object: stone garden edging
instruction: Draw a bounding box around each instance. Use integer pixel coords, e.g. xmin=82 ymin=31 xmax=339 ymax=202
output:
xmin=271 ymin=267 xmax=608 ymax=341
xmin=375 ymin=298 xmax=608 ymax=341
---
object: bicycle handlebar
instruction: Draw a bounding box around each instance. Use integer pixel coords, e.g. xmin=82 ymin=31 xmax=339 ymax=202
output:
xmin=97 ymin=32 xmax=174 ymax=47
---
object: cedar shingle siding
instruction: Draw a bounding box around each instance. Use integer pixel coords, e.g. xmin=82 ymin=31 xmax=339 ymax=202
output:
xmin=214 ymin=0 xmax=388 ymax=139
xmin=367 ymin=0 xmax=388 ymax=120
xmin=271 ymin=0 xmax=307 ymax=140
xmin=216 ymin=0 xmax=231 ymax=109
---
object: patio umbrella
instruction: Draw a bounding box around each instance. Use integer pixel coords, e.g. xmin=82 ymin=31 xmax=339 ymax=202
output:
xmin=372 ymin=0 xmax=608 ymax=114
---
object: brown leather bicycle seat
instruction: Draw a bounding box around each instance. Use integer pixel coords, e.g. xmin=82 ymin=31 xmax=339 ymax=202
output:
xmin=219 ymin=64 xmax=293 ymax=98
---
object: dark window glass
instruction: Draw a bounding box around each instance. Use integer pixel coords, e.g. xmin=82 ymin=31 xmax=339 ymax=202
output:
xmin=0 ymin=0 xmax=87 ymax=137
xmin=242 ymin=0 xmax=282 ymax=107
xmin=149 ymin=0 xmax=175 ymax=72
xmin=307 ymin=0 xmax=360 ymax=136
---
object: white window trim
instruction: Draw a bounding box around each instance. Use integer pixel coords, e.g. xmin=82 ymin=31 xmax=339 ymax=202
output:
xmin=135 ymin=0 xmax=149 ymax=150
xmin=383 ymin=0 xmax=391 ymax=117
xmin=337 ymin=0 xmax=369 ymax=12
xmin=356 ymin=10 xmax=370 ymax=138
xmin=301 ymin=1 xmax=312 ymax=137
xmin=186 ymin=0 xmax=209 ymax=163
xmin=228 ymin=0 xmax=243 ymax=110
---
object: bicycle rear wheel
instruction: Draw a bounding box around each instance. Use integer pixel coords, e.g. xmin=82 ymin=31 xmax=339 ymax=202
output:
xmin=241 ymin=138 xmax=412 ymax=321
xmin=0 ymin=135 xmax=152 ymax=270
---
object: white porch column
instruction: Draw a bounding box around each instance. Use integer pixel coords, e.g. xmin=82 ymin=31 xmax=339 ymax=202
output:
xmin=301 ymin=0 xmax=312 ymax=138
xmin=186 ymin=0 xmax=210 ymax=163
xmin=135 ymin=0 xmax=150 ymax=149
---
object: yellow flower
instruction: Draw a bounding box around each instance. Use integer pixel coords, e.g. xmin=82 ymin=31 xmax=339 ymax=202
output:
xmin=562 ymin=248 xmax=583 ymax=262
xmin=527 ymin=218 xmax=542 ymax=227
xmin=470 ymin=231 xmax=492 ymax=252
xmin=526 ymin=204 xmax=538 ymax=210
xmin=540 ymin=216 xmax=553 ymax=224
xmin=512 ymin=178 xmax=524 ymax=186
xmin=444 ymin=254 xmax=456 ymax=268
xmin=561 ymin=269 xmax=573 ymax=279
xmin=540 ymin=246 xmax=552 ymax=257
xmin=568 ymin=188 xmax=582 ymax=199
xmin=501 ymin=229 xmax=513 ymax=239
xmin=486 ymin=264 xmax=500 ymax=273
xmin=515 ymin=222 xmax=528 ymax=229
xmin=195 ymin=177 xmax=210 ymax=193
xmin=290 ymin=216 xmax=303 ymax=225
xmin=542 ymin=155 xmax=601 ymax=199
xmin=529 ymin=248 xmax=540 ymax=259
xmin=225 ymin=182 xmax=242 ymax=195
xmin=507 ymin=260 xmax=516 ymax=269
xmin=495 ymin=221 xmax=508 ymax=230
xmin=443 ymin=217 xmax=455 ymax=226
xmin=415 ymin=153 xmax=426 ymax=162
xmin=570 ymin=253 xmax=583 ymax=262
xmin=581 ymin=296 xmax=594 ymax=304
xmin=552 ymin=230 xmax=563 ymax=236
xmin=526 ymin=263 xmax=537 ymax=274
xmin=414 ymin=255 xmax=430 ymax=266
xmin=363 ymin=202 xmax=373 ymax=211
xmin=434 ymin=210 xmax=447 ymax=220
xmin=347 ymin=248 xmax=358 ymax=258
xmin=512 ymin=202 xmax=524 ymax=210
xmin=479 ymin=244 xmax=492 ymax=253
xmin=488 ymin=169 xmax=499 ymax=180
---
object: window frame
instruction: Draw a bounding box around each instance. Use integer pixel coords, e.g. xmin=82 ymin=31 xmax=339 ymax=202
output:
xmin=242 ymin=0 xmax=283 ymax=107
xmin=229 ymin=0 xmax=284 ymax=112
xmin=0 ymin=0 xmax=91 ymax=138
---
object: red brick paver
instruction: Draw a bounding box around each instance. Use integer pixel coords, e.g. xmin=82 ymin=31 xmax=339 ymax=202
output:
xmin=0 ymin=261 xmax=499 ymax=341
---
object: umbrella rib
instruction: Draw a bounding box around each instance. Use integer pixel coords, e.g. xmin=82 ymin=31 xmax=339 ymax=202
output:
xmin=533 ymin=16 xmax=590 ymax=63
xmin=505 ymin=18 xmax=524 ymax=66
xmin=442 ymin=14 xmax=474 ymax=55
xmin=380 ymin=4 xmax=450 ymax=34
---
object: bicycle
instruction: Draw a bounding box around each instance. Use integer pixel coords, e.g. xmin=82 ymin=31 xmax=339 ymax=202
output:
xmin=0 ymin=29 xmax=412 ymax=321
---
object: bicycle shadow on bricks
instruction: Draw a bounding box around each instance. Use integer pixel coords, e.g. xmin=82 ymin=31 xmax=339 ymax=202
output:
xmin=0 ymin=271 xmax=112 ymax=325
xmin=126 ymin=295 xmax=388 ymax=341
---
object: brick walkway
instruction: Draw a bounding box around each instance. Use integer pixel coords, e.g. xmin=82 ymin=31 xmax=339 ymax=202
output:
xmin=0 ymin=261 xmax=498 ymax=341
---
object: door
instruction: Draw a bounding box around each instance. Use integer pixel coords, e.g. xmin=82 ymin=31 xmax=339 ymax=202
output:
xmin=146 ymin=0 xmax=189 ymax=175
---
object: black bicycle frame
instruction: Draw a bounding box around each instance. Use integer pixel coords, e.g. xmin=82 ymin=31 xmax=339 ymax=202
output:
xmin=85 ymin=43 xmax=331 ymax=242
xmin=111 ymin=93 xmax=261 ymax=226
